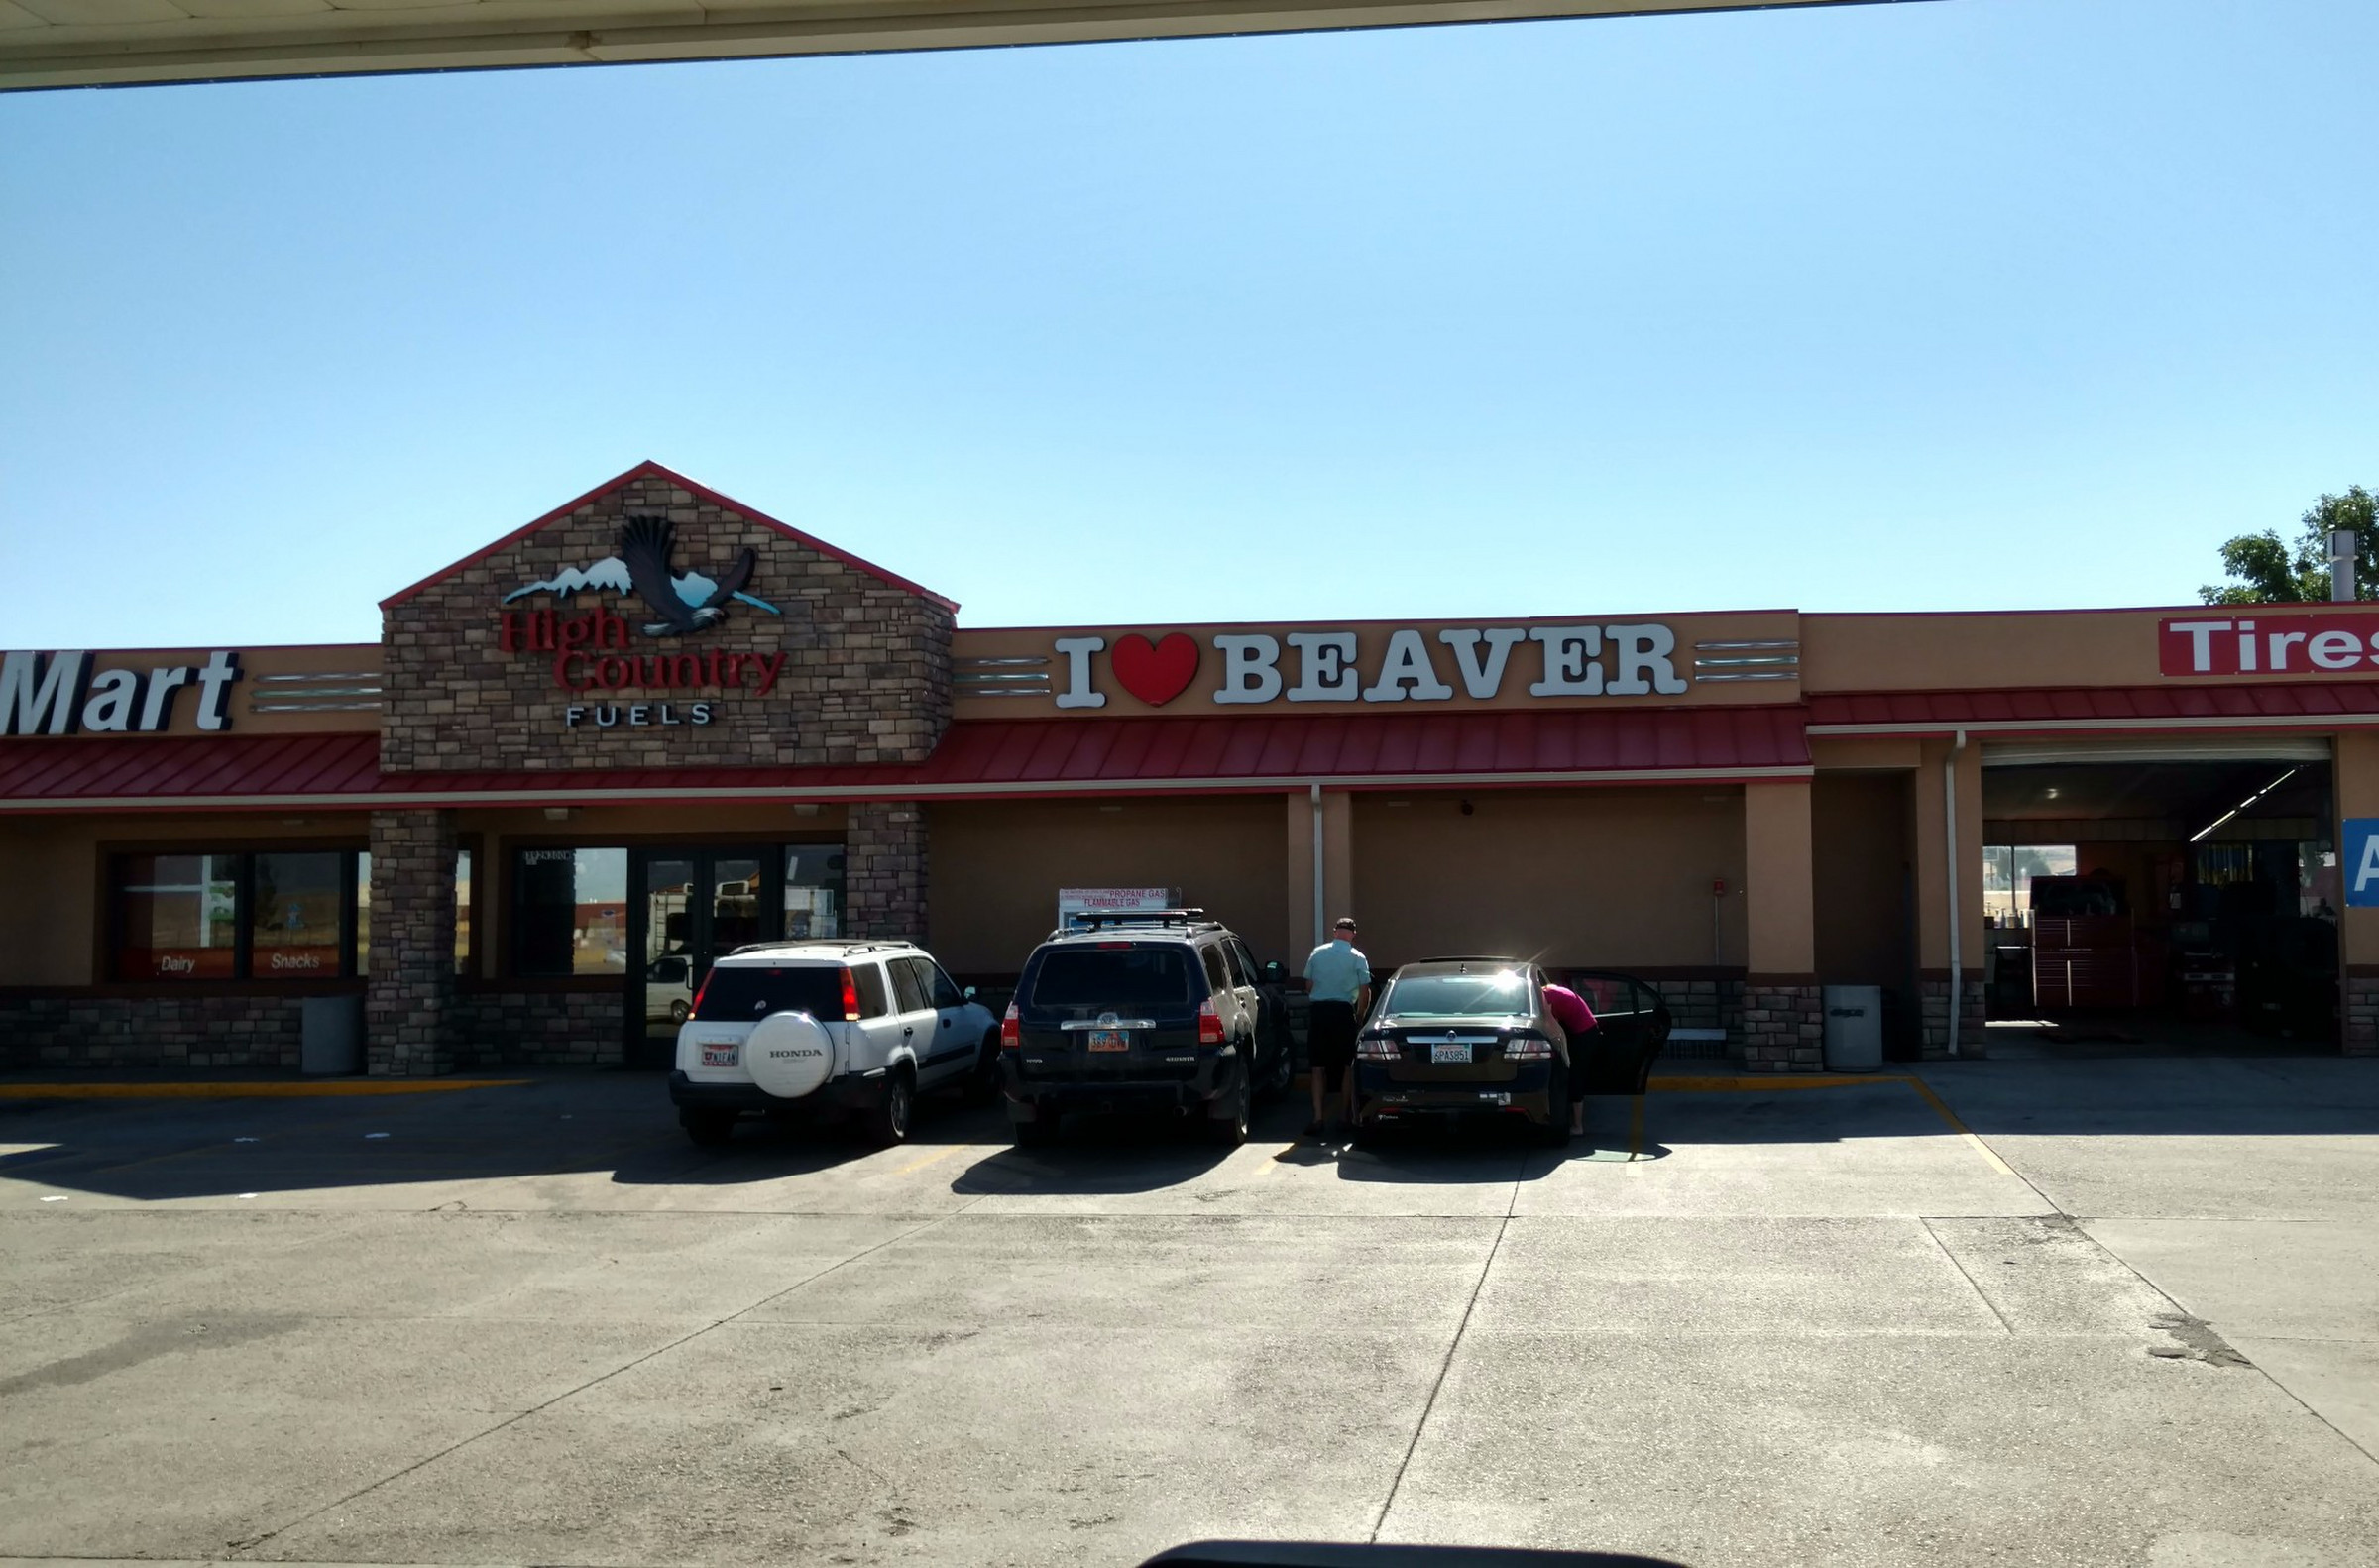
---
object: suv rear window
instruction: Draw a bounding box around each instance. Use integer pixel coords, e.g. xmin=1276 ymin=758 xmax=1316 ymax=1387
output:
xmin=694 ymin=965 xmax=845 ymax=1022
xmin=1028 ymin=945 xmax=1201 ymax=1009
xmin=1383 ymin=970 xmax=1535 ymax=1018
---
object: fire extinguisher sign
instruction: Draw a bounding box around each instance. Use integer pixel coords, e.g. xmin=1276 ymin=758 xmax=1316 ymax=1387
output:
xmin=2346 ymin=820 xmax=2379 ymax=908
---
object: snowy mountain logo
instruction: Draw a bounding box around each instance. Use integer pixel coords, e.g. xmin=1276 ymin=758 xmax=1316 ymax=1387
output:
xmin=504 ymin=516 xmax=782 ymax=638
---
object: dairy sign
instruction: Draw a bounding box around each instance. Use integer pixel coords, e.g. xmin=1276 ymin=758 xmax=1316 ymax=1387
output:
xmin=1 ymin=649 xmax=241 ymax=737
xmin=496 ymin=515 xmax=785 ymax=730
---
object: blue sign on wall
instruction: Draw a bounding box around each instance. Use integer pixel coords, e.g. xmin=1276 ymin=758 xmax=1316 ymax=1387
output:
xmin=2346 ymin=819 xmax=2379 ymax=908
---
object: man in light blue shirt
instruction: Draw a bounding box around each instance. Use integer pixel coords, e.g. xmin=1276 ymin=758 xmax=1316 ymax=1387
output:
xmin=1302 ymin=917 xmax=1372 ymax=1137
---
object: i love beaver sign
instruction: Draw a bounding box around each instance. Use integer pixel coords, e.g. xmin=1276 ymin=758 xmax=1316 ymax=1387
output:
xmin=948 ymin=612 xmax=1802 ymax=718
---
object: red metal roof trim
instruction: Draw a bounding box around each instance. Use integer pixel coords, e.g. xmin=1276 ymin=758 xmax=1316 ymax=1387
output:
xmin=0 ymin=709 xmax=1808 ymax=810
xmin=378 ymin=460 xmax=959 ymax=614
xmin=1809 ymin=683 xmax=2379 ymax=730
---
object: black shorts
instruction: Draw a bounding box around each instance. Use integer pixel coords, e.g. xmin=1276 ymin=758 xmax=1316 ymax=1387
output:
xmin=1308 ymin=1000 xmax=1358 ymax=1090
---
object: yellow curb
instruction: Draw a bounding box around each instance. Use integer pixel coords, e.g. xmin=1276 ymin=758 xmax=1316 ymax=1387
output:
xmin=1648 ymin=1074 xmax=1915 ymax=1092
xmin=0 ymin=1079 xmax=531 ymax=1100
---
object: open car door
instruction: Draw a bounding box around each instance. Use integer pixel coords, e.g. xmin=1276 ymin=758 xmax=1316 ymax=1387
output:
xmin=1563 ymin=972 xmax=1672 ymax=1095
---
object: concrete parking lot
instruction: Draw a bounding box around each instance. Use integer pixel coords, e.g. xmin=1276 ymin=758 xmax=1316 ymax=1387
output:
xmin=3 ymin=1059 xmax=2376 ymax=1568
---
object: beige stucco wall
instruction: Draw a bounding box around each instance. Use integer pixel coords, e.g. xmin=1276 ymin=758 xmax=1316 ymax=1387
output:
xmin=1801 ymin=604 xmax=2379 ymax=694
xmin=1347 ymin=787 xmax=1746 ymax=972
xmin=1744 ymin=781 xmax=1815 ymax=977
xmin=926 ymin=796 xmax=1290 ymax=975
xmin=1813 ymin=772 xmax=1915 ymax=991
xmin=0 ymin=812 xmax=367 ymax=987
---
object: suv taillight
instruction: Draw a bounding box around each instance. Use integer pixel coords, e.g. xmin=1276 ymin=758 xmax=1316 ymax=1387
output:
xmin=1197 ymin=996 xmax=1225 ymax=1047
xmin=1504 ymin=1031 xmax=1555 ymax=1060
xmin=1355 ymin=1029 xmax=1399 ymax=1061
xmin=689 ymin=966 xmax=714 ymax=1020
xmin=839 ymin=966 xmax=861 ymax=1022
xmin=1001 ymin=1001 xmax=1021 ymax=1050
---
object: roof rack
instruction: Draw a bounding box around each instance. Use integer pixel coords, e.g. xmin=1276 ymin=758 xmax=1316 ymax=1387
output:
xmin=727 ymin=938 xmax=919 ymax=957
xmin=1412 ymin=955 xmax=1529 ymax=967
xmin=1047 ymin=908 xmax=1225 ymax=940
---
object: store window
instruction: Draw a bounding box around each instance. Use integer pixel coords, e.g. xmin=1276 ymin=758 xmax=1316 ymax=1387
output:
xmin=512 ymin=847 xmax=628 ymax=976
xmin=249 ymin=851 xmax=347 ymax=980
xmin=1982 ymin=845 xmax=2077 ymax=930
xmin=454 ymin=846 xmax=475 ymax=974
xmin=111 ymin=850 xmax=365 ymax=981
xmin=115 ymin=853 xmax=242 ymax=981
xmin=782 ymin=844 xmax=844 ymax=940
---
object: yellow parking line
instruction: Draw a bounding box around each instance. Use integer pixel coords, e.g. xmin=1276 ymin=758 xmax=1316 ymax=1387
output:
xmin=1901 ymin=1077 xmax=2021 ymax=1178
xmin=0 ymin=1079 xmax=529 ymax=1100
xmin=885 ymin=1144 xmax=971 ymax=1177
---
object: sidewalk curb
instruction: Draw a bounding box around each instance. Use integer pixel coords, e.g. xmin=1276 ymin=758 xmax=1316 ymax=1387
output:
xmin=0 ymin=1079 xmax=531 ymax=1100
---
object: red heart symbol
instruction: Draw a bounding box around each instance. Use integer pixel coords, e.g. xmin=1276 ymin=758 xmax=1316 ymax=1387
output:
xmin=1110 ymin=633 xmax=1199 ymax=707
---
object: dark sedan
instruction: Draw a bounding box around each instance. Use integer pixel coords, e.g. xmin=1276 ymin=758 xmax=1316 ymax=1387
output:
xmin=1349 ymin=958 xmax=1671 ymax=1145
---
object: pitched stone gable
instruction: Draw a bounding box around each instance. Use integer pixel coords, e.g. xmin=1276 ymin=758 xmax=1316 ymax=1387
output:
xmin=380 ymin=469 xmax=953 ymax=773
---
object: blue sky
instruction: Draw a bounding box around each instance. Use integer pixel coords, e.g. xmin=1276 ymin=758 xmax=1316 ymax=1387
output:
xmin=3 ymin=0 xmax=2374 ymax=647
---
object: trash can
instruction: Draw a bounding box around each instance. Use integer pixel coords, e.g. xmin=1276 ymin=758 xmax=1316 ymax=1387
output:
xmin=300 ymin=994 xmax=366 ymax=1075
xmin=1821 ymin=985 xmax=1883 ymax=1072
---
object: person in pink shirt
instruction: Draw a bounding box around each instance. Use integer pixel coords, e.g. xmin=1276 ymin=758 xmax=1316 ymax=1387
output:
xmin=1539 ymin=974 xmax=1598 ymax=1136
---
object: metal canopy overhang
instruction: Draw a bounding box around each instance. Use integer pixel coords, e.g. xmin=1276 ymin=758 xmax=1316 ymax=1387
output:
xmin=0 ymin=0 xmax=1924 ymax=93
xmin=0 ymin=708 xmax=1812 ymax=812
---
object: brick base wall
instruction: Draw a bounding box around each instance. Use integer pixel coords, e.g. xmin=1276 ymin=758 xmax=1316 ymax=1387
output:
xmin=453 ymin=990 xmax=623 ymax=1069
xmin=1919 ymin=975 xmax=1987 ymax=1060
xmin=1741 ymin=984 xmax=1823 ymax=1072
xmin=0 ymin=993 xmax=311 ymax=1071
xmin=2346 ymin=975 xmax=2379 ymax=1057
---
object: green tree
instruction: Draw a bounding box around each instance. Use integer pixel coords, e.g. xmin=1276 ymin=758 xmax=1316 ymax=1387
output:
xmin=2201 ymin=487 xmax=2379 ymax=604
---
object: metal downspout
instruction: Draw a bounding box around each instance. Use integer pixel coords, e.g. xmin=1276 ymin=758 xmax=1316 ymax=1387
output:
xmin=1946 ymin=728 xmax=1968 ymax=1058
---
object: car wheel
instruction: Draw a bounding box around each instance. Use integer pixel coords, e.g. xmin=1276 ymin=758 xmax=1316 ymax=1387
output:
xmin=1205 ymin=1066 xmax=1251 ymax=1147
xmin=868 ymin=1067 xmax=916 ymax=1146
xmin=680 ymin=1108 xmax=736 ymax=1149
xmin=962 ymin=1031 xmax=1002 ymax=1106
xmin=669 ymin=999 xmax=690 ymax=1024
xmin=1264 ymin=1031 xmax=1295 ymax=1099
xmin=1540 ymin=1064 xmax=1572 ymax=1148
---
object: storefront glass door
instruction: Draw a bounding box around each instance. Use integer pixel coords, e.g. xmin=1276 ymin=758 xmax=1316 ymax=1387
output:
xmin=628 ymin=847 xmax=769 ymax=1069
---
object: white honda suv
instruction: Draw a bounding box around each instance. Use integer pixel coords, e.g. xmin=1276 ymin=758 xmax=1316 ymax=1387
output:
xmin=667 ymin=940 xmax=1001 ymax=1148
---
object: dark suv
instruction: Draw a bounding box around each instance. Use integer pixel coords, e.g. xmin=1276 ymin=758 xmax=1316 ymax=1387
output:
xmin=999 ymin=910 xmax=1295 ymax=1146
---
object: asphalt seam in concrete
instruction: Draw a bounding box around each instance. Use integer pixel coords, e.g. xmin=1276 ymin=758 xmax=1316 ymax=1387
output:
xmin=1368 ymin=1213 xmax=1511 ymax=1543
xmin=1918 ymin=1215 xmax=2016 ymax=1336
xmin=2068 ymin=1220 xmax=2379 ymax=1472
xmin=218 ymin=1203 xmax=977 ymax=1558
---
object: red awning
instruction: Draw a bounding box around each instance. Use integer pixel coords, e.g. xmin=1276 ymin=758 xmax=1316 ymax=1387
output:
xmin=1808 ymin=682 xmax=2379 ymax=734
xmin=0 ymin=707 xmax=1808 ymax=812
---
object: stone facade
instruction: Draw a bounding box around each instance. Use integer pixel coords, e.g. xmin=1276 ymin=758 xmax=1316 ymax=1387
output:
xmin=381 ymin=469 xmax=954 ymax=773
xmin=1740 ymin=982 xmax=1823 ymax=1072
xmin=366 ymin=809 xmax=457 ymax=1076
xmin=848 ymin=802 xmax=928 ymax=941
xmin=1918 ymin=973 xmax=1987 ymax=1059
xmin=2346 ymin=973 xmax=2379 ymax=1057
xmin=452 ymin=989 xmax=621 ymax=1068
xmin=0 ymin=993 xmax=311 ymax=1070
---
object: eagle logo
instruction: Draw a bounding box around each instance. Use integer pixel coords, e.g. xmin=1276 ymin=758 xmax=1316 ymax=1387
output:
xmin=502 ymin=515 xmax=782 ymax=638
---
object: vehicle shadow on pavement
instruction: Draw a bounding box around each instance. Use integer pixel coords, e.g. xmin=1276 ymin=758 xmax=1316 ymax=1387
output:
xmin=1330 ymin=1123 xmax=1547 ymax=1184
xmin=0 ymin=1075 xmax=1019 ymax=1203
xmin=948 ymin=1110 xmax=1242 ymax=1196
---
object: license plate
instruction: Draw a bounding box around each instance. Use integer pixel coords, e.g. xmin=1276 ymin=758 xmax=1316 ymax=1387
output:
xmin=701 ymin=1046 xmax=737 ymax=1068
xmin=1430 ymin=1043 xmax=1473 ymax=1064
xmin=1087 ymin=1030 xmax=1130 ymax=1052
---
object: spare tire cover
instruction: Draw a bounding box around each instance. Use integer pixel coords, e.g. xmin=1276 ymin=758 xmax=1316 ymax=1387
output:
xmin=744 ymin=1011 xmax=838 ymax=1100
